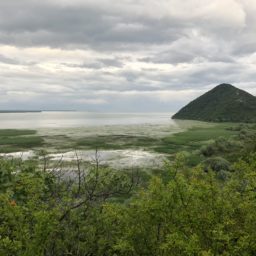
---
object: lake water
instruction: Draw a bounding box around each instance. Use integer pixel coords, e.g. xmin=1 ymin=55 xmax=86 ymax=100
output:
xmin=0 ymin=111 xmax=175 ymax=129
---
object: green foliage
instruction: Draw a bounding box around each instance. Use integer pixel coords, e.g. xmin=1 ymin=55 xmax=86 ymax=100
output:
xmin=173 ymin=83 xmax=256 ymax=123
xmin=164 ymin=126 xmax=238 ymax=145
xmin=99 ymin=154 xmax=256 ymax=255
xmin=0 ymin=159 xmax=15 ymax=193
xmin=156 ymin=124 xmax=239 ymax=156
xmin=201 ymin=137 xmax=242 ymax=157
xmin=1 ymin=151 xmax=256 ymax=255
xmin=0 ymin=157 xmax=136 ymax=255
xmin=0 ymin=123 xmax=254 ymax=255
xmin=203 ymin=156 xmax=230 ymax=172
xmin=200 ymin=125 xmax=256 ymax=163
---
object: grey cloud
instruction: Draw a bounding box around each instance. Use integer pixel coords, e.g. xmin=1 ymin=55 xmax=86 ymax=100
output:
xmin=0 ymin=0 xmax=255 ymax=111
xmin=0 ymin=1 xmax=251 ymax=53
xmin=62 ymin=62 xmax=103 ymax=70
xmin=0 ymin=2 xmax=181 ymax=50
xmin=0 ymin=54 xmax=20 ymax=65
xmin=62 ymin=58 xmax=124 ymax=69
xmin=98 ymin=58 xmax=123 ymax=67
xmin=0 ymin=54 xmax=37 ymax=66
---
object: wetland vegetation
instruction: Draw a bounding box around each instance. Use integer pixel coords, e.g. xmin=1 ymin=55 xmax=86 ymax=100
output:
xmin=1 ymin=128 xmax=256 ymax=255
xmin=1 ymin=116 xmax=256 ymax=255
xmin=0 ymin=129 xmax=44 ymax=153
xmin=0 ymin=121 xmax=245 ymax=167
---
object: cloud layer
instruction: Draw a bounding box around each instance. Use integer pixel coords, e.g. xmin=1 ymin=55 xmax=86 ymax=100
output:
xmin=0 ymin=0 xmax=255 ymax=111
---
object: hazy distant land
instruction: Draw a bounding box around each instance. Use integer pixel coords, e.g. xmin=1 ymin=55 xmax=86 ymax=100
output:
xmin=0 ymin=110 xmax=75 ymax=113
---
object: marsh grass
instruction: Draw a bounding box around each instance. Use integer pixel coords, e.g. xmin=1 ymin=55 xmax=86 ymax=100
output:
xmin=0 ymin=129 xmax=44 ymax=152
xmin=156 ymin=124 xmax=239 ymax=153
xmin=0 ymin=123 xmax=241 ymax=161
xmin=0 ymin=129 xmax=37 ymax=136
xmin=162 ymin=125 xmax=238 ymax=144
xmin=77 ymin=135 xmax=159 ymax=150
xmin=74 ymin=124 xmax=239 ymax=159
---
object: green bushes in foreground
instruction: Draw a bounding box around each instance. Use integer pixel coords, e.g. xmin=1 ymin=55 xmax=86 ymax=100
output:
xmin=1 ymin=153 xmax=256 ymax=255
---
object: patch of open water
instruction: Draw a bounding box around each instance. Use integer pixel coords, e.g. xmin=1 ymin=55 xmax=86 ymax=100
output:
xmin=0 ymin=149 xmax=166 ymax=169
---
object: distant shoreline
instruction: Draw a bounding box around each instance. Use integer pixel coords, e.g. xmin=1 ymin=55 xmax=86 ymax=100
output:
xmin=0 ymin=110 xmax=76 ymax=113
xmin=0 ymin=110 xmax=42 ymax=113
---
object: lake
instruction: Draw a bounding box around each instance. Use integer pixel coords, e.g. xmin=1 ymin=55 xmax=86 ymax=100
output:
xmin=0 ymin=111 xmax=175 ymax=129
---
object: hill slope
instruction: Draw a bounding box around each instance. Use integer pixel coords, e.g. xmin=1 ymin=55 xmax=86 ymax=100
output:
xmin=172 ymin=84 xmax=256 ymax=122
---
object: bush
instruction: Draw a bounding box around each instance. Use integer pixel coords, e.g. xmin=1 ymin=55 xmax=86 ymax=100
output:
xmin=1 ymin=153 xmax=256 ymax=255
xmin=203 ymin=156 xmax=230 ymax=172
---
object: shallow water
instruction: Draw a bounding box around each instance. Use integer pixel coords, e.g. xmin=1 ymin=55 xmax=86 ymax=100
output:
xmin=0 ymin=149 xmax=165 ymax=169
xmin=0 ymin=151 xmax=35 ymax=161
xmin=48 ymin=149 xmax=166 ymax=169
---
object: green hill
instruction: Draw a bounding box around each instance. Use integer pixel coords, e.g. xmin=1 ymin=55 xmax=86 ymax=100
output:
xmin=172 ymin=83 xmax=256 ymax=123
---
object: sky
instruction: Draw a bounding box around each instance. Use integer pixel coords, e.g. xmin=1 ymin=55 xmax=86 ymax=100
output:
xmin=0 ymin=0 xmax=256 ymax=112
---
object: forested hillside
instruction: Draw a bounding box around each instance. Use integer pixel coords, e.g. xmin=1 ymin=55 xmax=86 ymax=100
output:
xmin=172 ymin=84 xmax=256 ymax=122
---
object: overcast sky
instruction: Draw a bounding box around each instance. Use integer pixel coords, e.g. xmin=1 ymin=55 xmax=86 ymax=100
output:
xmin=0 ymin=0 xmax=256 ymax=112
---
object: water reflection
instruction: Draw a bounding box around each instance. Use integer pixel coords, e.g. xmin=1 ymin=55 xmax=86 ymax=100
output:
xmin=0 ymin=112 xmax=175 ymax=129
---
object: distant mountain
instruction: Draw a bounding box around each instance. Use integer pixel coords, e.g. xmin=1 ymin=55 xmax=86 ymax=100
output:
xmin=172 ymin=83 xmax=256 ymax=123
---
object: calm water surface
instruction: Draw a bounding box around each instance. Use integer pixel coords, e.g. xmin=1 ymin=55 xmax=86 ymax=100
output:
xmin=0 ymin=112 xmax=175 ymax=129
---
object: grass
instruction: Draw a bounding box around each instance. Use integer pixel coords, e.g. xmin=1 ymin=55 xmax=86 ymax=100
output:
xmin=75 ymin=124 xmax=239 ymax=156
xmin=163 ymin=125 xmax=237 ymax=144
xmin=154 ymin=124 xmax=239 ymax=154
xmin=0 ymin=129 xmax=44 ymax=153
xmin=77 ymin=135 xmax=159 ymax=150
xmin=0 ymin=129 xmax=37 ymax=136
xmin=0 ymin=136 xmax=44 ymax=147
